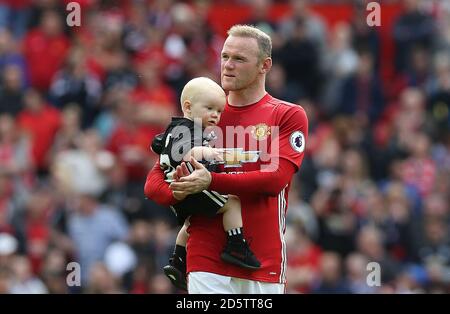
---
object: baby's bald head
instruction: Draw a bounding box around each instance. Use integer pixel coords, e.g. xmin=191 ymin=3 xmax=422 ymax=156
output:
xmin=180 ymin=77 xmax=226 ymax=107
xmin=180 ymin=77 xmax=226 ymax=126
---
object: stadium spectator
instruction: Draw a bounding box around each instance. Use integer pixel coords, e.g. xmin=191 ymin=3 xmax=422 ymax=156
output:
xmin=23 ymin=9 xmax=70 ymax=92
xmin=66 ymin=191 xmax=129 ymax=285
xmin=356 ymin=225 xmax=400 ymax=285
xmin=86 ymin=262 xmax=124 ymax=294
xmin=49 ymin=46 xmax=102 ymax=129
xmin=278 ymin=0 xmax=327 ymax=59
xmin=321 ymin=22 xmax=359 ymax=117
xmin=0 ymin=64 xmax=26 ymax=116
xmin=9 ymin=254 xmax=48 ymax=294
xmin=106 ymin=93 xmax=157 ymax=183
xmin=51 ymin=104 xmax=83 ymax=154
xmin=276 ymin=16 xmax=321 ymax=100
xmin=16 ymin=88 xmax=61 ymax=174
xmin=39 ymin=247 xmax=69 ymax=294
xmin=336 ymin=50 xmax=385 ymax=125
xmin=241 ymin=0 xmax=277 ymax=36
xmin=349 ymin=0 xmax=381 ymax=70
xmin=0 ymin=28 xmax=27 ymax=91
xmin=427 ymin=53 xmax=450 ymax=140
xmin=266 ymin=62 xmax=302 ymax=103
xmin=0 ymin=0 xmax=32 ymax=39
xmin=393 ymin=0 xmax=436 ymax=73
xmin=345 ymin=253 xmax=377 ymax=294
xmin=311 ymin=251 xmax=350 ymax=294
xmin=285 ymin=221 xmax=321 ymax=294
xmin=0 ymin=114 xmax=33 ymax=204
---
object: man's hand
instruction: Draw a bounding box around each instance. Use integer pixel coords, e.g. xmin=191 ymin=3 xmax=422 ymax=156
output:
xmin=172 ymin=161 xmax=191 ymax=182
xmin=170 ymin=157 xmax=212 ymax=194
xmin=172 ymin=191 xmax=188 ymax=201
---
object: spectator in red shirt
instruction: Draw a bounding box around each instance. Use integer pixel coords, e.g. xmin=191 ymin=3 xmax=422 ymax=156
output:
xmin=130 ymin=60 xmax=177 ymax=133
xmin=23 ymin=9 xmax=70 ymax=92
xmin=16 ymin=89 xmax=61 ymax=173
xmin=107 ymin=93 xmax=157 ymax=183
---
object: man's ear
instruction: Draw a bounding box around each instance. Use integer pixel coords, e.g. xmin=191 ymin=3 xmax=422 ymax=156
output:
xmin=260 ymin=57 xmax=272 ymax=74
xmin=182 ymin=100 xmax=192 ymax=114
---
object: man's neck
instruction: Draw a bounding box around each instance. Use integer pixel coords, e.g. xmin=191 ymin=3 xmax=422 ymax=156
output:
xmin=227 ymin=81 xmax=267 ymax=107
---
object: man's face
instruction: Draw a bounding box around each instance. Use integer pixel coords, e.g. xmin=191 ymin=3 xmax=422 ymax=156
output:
xmin=221 ymin=36 xmax=261 ymax=92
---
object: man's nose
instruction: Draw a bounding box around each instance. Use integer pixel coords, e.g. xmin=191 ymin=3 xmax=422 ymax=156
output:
xmin=223 ymin=59 xmax=234 ymax=69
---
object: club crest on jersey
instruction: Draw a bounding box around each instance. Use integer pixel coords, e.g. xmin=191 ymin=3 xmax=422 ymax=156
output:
xmin=290 ymin=131 xmax=305 ymax=153
xmin=251 ymin=123 xmax=271 ymax=141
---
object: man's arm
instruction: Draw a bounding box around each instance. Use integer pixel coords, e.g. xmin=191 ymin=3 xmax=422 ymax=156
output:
xmin=209 ymin=158 xmax=296 ymax=197
xmin=170 ymin=105 xmax=308 ymax=198
xmin=170 ymin=157 xmax=297 ymax=198
xmin=144 ymin=160 xmax=177 ymax=206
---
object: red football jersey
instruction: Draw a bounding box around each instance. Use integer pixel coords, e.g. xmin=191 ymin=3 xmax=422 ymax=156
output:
xmin=186 ymin=93 xmax=308 ymax=283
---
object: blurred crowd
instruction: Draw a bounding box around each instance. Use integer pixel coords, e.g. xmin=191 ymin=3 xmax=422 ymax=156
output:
xmin=0 ymin=0 xmax=449 ymax=294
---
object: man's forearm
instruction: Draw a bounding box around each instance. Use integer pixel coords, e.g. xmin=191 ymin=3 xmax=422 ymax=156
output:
xmin=144 ymin=161 xmax=177 ymax=206
xmin=209 ymin=158 xmax=296 ymax=197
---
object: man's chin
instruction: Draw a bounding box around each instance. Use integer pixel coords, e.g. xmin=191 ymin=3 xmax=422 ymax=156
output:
xmin=221 ymin=82 xmax=236 ymax=91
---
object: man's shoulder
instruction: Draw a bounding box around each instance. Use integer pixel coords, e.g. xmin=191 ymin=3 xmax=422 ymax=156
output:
xmin=265 ymin=96 xmax=306 ymax=116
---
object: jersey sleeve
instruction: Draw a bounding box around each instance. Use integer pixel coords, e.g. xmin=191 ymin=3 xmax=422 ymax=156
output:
xmin=144 ymin=159 xmax=177 ymax=206
xmin=209 ymin=157 xmax=296 ymax=197
xmin=276 ymin=105 xmax=308 ymax=171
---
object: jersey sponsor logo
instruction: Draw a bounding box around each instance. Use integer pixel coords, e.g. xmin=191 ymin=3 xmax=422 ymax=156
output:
xmin=251 ymin=123 xmax=271 ymax=141
xmin=211 ymin=148 xmax=260 ymax=168
xmin=289 ymin=131 xmax=305 ymax=153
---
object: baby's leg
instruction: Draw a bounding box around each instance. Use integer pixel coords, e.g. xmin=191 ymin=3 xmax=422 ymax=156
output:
xmin=217 ymin=195 xmax=242 ymax=231
xmin=176 ymin=220 xmax=190 ymax=247
xmin=218 ymin=195 xmax=261 ymax=269
xmin=164 ymin=219 xmax=189 ymax=291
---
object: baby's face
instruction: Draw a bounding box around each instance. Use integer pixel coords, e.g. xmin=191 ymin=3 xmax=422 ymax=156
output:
xmin=189 ymin=93 xmax=226 ymax=127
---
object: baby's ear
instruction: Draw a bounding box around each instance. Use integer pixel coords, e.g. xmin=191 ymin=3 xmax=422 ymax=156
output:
xmin=182 ymin=100 xmax=191 ymax=114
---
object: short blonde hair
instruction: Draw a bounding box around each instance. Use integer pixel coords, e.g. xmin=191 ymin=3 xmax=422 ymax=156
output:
xmin=227 ymin=24 xmax=272 ymax=62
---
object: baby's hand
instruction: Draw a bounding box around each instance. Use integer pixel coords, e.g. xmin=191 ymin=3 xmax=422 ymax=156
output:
xmin=207 ymin=148 xmax=224 ymax=161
